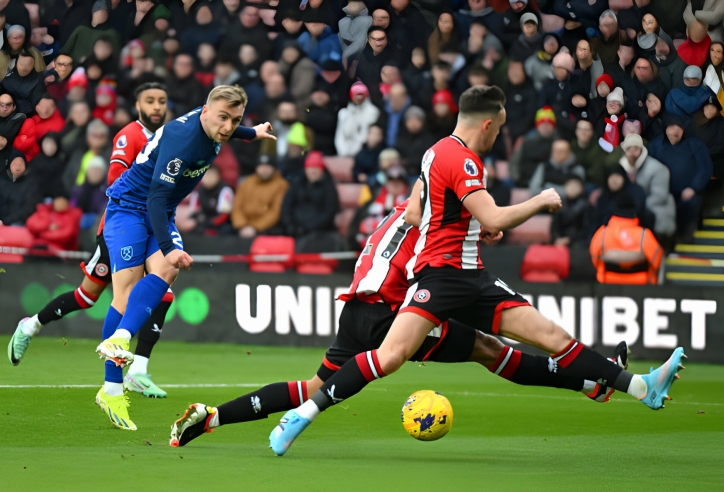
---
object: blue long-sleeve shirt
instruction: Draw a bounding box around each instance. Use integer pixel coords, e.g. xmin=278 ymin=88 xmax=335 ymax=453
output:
xmin=107 ymin=107 xmax=255 ymax=255
xmin=296 ymin=26 xmax=342 ymax=65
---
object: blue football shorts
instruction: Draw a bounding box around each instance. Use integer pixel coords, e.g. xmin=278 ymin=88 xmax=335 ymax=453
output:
xmin=103 ymin=199 xmax=184 ymax=273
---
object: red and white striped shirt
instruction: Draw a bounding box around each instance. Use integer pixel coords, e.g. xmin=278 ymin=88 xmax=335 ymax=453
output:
xmin=339 ymin=200 xmax=419 ymax=310
xmin=408 ymin=135 xmax=487 ymax=276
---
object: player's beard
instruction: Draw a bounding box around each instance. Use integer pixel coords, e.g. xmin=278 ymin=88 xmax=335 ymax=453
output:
xmin=139 ymin=109 xmax=166 ymax=133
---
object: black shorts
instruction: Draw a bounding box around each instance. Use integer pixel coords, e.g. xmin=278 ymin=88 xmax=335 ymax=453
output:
xmin=79 ymin=234 xmax=112 ymax=285
xmin=399 ymin=267 xmax=530 ymax=335
xmin=317 ymin=298 xmax=477 ymax=381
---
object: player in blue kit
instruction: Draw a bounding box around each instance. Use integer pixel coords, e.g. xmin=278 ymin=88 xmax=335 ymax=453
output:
xmin=95 ymin=86 xmax=275 ymax=430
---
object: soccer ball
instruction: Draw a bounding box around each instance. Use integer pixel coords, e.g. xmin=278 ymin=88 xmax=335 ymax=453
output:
xmin=400 ymin=390 xmax=454 ymax=441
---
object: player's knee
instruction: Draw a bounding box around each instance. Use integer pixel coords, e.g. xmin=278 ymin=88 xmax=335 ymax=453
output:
xmin=469 ymin=331 xmax=505 ymax=368
xmin=154 ymin=266 xmax=179 ymax=285
xmin=81 ymin=277 xmax=105 ymax=298
xmin=377 ymin=347 xmax=406 ymax=376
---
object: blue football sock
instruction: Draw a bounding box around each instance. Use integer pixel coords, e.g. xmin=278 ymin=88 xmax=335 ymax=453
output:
xmin=102 ymin=306 xmax=124 ymax=384
xmin=118 ymin=274 xmax=170 ymax=338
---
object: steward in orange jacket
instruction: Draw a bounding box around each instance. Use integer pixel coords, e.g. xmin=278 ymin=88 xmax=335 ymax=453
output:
xmin=590 ymin=196 xmax=663 ymax=284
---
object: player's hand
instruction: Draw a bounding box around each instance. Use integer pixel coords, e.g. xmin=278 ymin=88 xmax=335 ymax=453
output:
xmin=481 ymin=231 xmax=503 ymax=245
xmin=166 ymin=250 xmax=194 ymax=270
xmin=539 ymin=188 xmax=562 ymax=213
xmin=681 ymin=187 xmax=696 ymax=201
xmin=253 ymin=122 xmax=276 ymax=141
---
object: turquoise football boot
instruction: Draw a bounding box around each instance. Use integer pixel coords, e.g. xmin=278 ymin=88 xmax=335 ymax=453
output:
xmin=269 ymin=410 xmax=311 ymax=456
xmin=640 ymin=347 xmax=686 ymax=410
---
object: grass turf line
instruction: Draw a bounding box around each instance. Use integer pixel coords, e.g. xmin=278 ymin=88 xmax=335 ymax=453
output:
xmin=1 ymin=337 xmax=723 ymax=491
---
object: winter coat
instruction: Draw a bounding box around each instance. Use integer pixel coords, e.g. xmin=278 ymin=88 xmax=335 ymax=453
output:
xmin=591 ymin=168 xmax=652 ymax=236
xmin=686 ymin=110 xmax=724 ymax=178
xmin=306 ymin=104 xmax=338 ymax=156
xmin=31 ymin=135 xmax=66 ymax=199
xmin=354 ymin=44 xmax=398 ymax=96
xmin=13 ymin=119 xmax=39 ymax=161
xmin=571 ymin=58 xmax=604 ymax=100
xmin=684 ymin=0 xmax=724 ymax=43
xmin=297 ymin=26 xmax=342 ymax=65
xmin=630 ymin=77 xmax=669 ymax=110
xmin=571 ymin=138 xmax=620 ymax=188
xmin=353 ymin=143 xmax=383 ymax=184
xmin=1 ymin=69 xmax=47 ymax=116
xmin=0 ymin=149 xmax=42 ymax=225
xmin=402 ymin=65 xmax=434 ymax=111
xmin=647 ymin=0 xmax=688 ymax=38
xmin=395 ymin=127 xmax=434 ymax=177
xmin=165 ymin=73 xmax=206 ymax=118
xmin=647 ymin=133 xmax=713 ymax=195
xmin=618 ymin=147 xmax=677 ymax=237
xmin=338 ymin=6 xmax=372 ymax=61
xmin=524 ymin=51 xmax=555 ymax=92
xmin=281 ymin=172 xmax=339 ymax=237
xmin=509 ymin=130 xmax=559 ymax=187
xmin=72 ymin=181 xmax=108 ymax=214
xmin=189 ymin=181 xmax=234 ymax=231
xmin=231 ymin=171 xmax=289 ymax=232
xmin=25 ymin=202 xmax=82 ymax=250
xmin=503 ymin=79 xmax=538 ymax=140
xmin=334 ymin=99 xmax=380 ymax=157
xmin=551 ymin=195 xmax=590 ymax=247
xmin=651 ymin=32 xmax=687 ymax=91
xmin=665 ymin=84 xmax=717 ymax=127
xmin=529 ymin=154 xmax=586 ymax=198
xmin=279 ymin=55 xmax=317 ymax=108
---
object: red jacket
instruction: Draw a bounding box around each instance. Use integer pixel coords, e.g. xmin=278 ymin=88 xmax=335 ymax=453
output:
xmin=32 ymin=109 xmax=65 ymax=141
xmin=26 ymin=203 xmax=82 ymax=251
xmin=13 ymin=119 xmax=40 ymax=161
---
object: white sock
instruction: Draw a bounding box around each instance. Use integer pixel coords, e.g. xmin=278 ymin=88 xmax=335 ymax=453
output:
xmin=627 ymin=375 xmax=647 ymax=399
xmin=128 ymin=355 xmax=148 ymax=375
xmin=110 ymin=329 xmax=132 ymax=341
xmin=21 ymin=315 xmax=42 ymax=336
xmin=580 ymin=380 xmax=597 ymax=395
xmin=104 ymin=382 xmax=124 ymax=396
xmin=295 ymin=399 xmax=321 ymax=421
xmin=208 ymin=409 xmax=220 ymax=428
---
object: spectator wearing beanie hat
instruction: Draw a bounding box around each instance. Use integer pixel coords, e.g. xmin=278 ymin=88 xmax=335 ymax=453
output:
xmin=597 ymin=87 xmax=627 ymax=153
xmin=231 ymin=154 xmax=290 ymax=238
xmin=91 ymin=81 xmax=117 ymax=127
xmin=618 ymin=133 xmax=677 ymax=238
xmin=665 ymin=65 xmax=717 ymax=127
xmin=509 ymin=106 xmax=561 ymax=187
xmin=335 ymin=81 xmax=380 ymax=157
xmin=281 ymin=151 xmax=340 ymax=240
xmin=429 ymin=88 xmax=458 ymax=140
xmin=500 ymin=0 xmax=537 ymax=49
xmin=539 ymin=51 xmax=576 ymax=138
xmin=508 ymin=12 xmax=542 ymax=63
xmin=587 ymin=73 xmax=614 ymax=123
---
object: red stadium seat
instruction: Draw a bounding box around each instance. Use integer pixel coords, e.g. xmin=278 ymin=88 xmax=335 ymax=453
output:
xmin=249 ymin=235 xmax=295 ymax=273
xmin=337 ymin=183 xmax=365 ymax=209
xmin=324 ymin=156 xmax=354 ymax=183
xmin=520 ymin=244 xmax=570 ymax=282
xmin=505 ymin=215 xmax=552 ymax=245
xmin=0 ymin=225 xmax=34 ymax=263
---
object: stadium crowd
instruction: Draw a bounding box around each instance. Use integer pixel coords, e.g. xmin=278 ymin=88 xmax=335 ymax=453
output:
xmin=0 ymin=0 xmax=722 ymax=261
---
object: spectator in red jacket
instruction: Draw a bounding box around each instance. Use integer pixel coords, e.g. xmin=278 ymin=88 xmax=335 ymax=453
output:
xmin=26 ymin=194 xmax=82 ymax=251
xmin=13 ymin=118 xmax=40 ymax=161
xmin=31 ymin=96 xmax=64 ymax=140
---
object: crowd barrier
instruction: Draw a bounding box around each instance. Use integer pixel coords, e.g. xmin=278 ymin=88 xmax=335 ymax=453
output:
xmin=0 ymin=263 xmax=722 ymax=363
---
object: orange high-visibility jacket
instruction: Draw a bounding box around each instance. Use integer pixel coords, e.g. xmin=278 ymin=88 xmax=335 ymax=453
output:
xmin=590 ymin=216 xmax=663 ymax=284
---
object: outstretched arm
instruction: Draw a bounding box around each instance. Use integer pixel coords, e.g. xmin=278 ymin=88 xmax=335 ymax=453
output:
xmin=232 ymin=123 xmax=276 ymax=142
xmin=462 ymin=188 xmax=561 ymax=236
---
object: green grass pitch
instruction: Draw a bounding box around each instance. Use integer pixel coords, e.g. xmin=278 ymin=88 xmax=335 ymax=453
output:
xmin=1 ymin=337 xmax=723 ymax=491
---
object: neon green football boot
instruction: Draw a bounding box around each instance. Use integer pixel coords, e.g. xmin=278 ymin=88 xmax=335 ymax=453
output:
xmin=95 ymin=388 xmax=137 ymax=430
xmin=96 ymin=337 xmax=134 ymax=367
